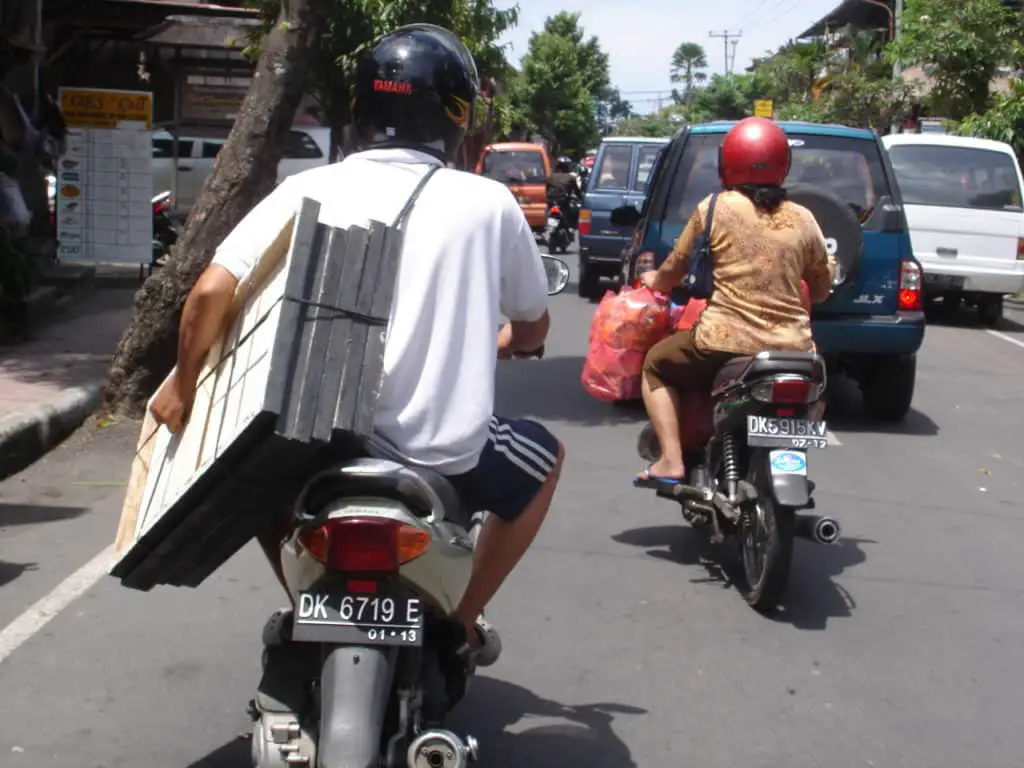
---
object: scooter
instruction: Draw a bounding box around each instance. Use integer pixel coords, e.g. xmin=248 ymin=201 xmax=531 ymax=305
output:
xmin=151 ymin=190 xmax=181 ymax=268
xmin=546 ymin=197 xmax=579 ymax=254
xmin=249 ymin=255 xmax=571 ymax=768
xmin=634 ymin=350 xmax=840 ymax=613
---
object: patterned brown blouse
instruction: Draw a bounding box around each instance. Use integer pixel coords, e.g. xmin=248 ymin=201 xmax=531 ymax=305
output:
xmin=655 ymin=190 xmax=836 ymax=355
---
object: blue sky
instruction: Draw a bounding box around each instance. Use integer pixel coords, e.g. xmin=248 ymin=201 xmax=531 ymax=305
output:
xmin=497 ymin=0 xmax=845 ymax=113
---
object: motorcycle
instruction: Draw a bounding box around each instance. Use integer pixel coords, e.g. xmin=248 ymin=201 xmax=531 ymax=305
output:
xmin=249 ymin=255 xmax=571 ymax=768
xmin=634 ymin=349 xmax=840 ymax=613
xmin=151 ymin=190 xmax=181 ymax=267
xmin=546 ymin=197 xmax=579 ymax=255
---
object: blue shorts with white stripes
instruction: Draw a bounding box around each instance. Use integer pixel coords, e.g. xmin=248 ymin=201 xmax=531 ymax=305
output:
xmin=447 ymin=416 xmax=561 ymax=522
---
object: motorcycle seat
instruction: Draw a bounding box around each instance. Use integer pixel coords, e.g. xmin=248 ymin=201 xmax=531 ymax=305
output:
xmin=712 ymin=351 xmax=825 ymax=395
xmin=363 ymin=436 xmax=470 ymax=528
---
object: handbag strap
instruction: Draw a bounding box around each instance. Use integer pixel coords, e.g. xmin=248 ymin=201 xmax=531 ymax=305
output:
xmin=391 ymin=164 xmax=442 ymax=229
xmin=700 ymin=192 xmax=719 ymax=248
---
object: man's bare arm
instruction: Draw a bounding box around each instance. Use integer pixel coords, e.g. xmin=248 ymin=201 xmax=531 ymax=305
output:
xmin=508 ymin=310 xmax=550 ymax=352
xmin=175 ymin=265 xmax=240 ymax=389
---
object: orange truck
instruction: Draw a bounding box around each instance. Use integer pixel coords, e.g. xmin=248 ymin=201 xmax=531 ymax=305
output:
xmin=475 ymin=142 xmax=552 ymax=235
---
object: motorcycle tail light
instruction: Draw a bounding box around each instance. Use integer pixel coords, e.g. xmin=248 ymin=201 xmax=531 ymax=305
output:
xmin=751 ymin=377 xmax=819 ymax=404
xmin=898 ymin=259 xmax=923 ymax=311
xmin=298 ymin=517 xmax=430 ymax=573
xmin=550 ymin=206 xmax=561 ymax=216
xmin=579 ymin=209 xmax=592 ymax=235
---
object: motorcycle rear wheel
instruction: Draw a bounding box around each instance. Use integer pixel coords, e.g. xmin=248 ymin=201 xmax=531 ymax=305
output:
xmin=737 ymin=454 xmax=795 ymax=613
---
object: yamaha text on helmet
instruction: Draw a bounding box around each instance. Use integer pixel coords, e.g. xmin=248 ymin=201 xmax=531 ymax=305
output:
xmin=352 ymin=24 xmax=480 ymax=162
xmin=718 ymin=116 xmax=791 ymax=188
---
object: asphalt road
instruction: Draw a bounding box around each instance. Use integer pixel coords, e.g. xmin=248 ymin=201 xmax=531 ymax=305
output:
xmin=2 ymin=246 xmax=1024 ymax=768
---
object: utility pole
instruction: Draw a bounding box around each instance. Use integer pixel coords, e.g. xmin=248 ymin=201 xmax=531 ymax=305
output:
xmin=892 ymin=0 xmax=905 ymax=79
xmin=709 ymin=29 xmax=742 ymax=75
xmin=729 ymin=39 xmax=739 ymax=75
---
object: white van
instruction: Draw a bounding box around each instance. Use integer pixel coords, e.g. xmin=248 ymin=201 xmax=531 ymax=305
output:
xmin=152 ymin=126 xmax=331 ymax=213
xmin=882 ymin=133 xmax=1024 ymax=326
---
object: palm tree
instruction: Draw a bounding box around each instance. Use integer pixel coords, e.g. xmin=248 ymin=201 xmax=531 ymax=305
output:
xmin=670 ymin=42 xmax=709 ymax=103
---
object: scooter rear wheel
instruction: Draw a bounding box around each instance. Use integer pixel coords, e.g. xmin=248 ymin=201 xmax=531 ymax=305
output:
xmin=737 ymin=452 xmax=795 ymax=613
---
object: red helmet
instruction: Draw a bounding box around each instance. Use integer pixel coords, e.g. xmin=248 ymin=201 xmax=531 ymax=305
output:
xmin=718 ymin=117 xmax=791 ymax=187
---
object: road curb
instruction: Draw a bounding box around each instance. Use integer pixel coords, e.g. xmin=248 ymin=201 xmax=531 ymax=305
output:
xmin=0 ymin=383 xmax=102 ymax=482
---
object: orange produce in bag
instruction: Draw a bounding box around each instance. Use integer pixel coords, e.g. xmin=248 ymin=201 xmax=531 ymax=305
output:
xmin=581 ymin=287 xmax=672 ymax=401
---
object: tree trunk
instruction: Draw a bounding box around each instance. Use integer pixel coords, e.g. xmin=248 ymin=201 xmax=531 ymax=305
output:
xmin=102 ymin=0 xmax=332 ymax=417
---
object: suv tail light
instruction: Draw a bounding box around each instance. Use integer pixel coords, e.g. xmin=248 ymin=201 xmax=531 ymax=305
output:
xmin=751 ymin=376 xmax=821 ymax=404
xmin=1017 ymin=238 xmax=1023 ymax=260
xmin=898 ymin=259 xmax=923 ymax=311
xmin=579 ymin=209 xmax=592 ymax=235
xmin=631 ymin=250 xmax=656 ymax=288
xmin=298 ymin=517 xmax=430 ymax=573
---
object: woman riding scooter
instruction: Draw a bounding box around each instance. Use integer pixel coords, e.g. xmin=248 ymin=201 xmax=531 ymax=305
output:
xmin=635 ymin=116 xmax=836 ymax=484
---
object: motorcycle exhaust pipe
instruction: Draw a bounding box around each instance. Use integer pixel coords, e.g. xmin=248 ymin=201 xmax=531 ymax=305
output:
xmin=407 ymin=729 xmax=478 ymax=768
xmin=796 ymin=514 xmax=841 ymax=545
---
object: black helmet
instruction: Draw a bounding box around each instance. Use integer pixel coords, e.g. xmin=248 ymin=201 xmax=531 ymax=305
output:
xmin=556 ymin=156 xmax=572 ymax=172
xmin=352 ymin=24 xmax=479 ymax=162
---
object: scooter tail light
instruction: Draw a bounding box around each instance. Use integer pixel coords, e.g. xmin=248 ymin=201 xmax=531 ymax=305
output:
xmin=751 ymin=377 xmax=819 ymax=404
xmin=579 ymin=209 xmax=592 ymax=235
xmin=298 ymin=517 xmax=430 ymax=573
xmin=550 ymin=206 xmax=561 ymax=216
xmin=898 ymin=259 xmax=923 ymax=311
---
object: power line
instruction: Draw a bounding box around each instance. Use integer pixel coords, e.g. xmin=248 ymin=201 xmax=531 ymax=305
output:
xmin=709 ymin=29 xmax=743 ymax=74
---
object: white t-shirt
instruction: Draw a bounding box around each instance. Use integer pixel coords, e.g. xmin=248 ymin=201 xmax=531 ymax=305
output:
xmin=211 ymin=148 xmax=549 ymax=474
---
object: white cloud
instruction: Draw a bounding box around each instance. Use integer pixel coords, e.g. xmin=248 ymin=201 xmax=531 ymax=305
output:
xmin=496 ymin=0 xmax=842 ymax=112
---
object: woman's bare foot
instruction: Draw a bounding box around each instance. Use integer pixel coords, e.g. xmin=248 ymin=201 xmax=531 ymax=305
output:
xmin=636 ymin=458 xmax=685 ymax=482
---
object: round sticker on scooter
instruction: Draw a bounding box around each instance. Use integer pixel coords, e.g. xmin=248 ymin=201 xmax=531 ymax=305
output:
xmin=770 ymin=451 xmax=807 ymax=474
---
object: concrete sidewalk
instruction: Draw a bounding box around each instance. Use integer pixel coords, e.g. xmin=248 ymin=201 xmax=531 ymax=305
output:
xmin=0 ymin=289 xmax=135 ymax=480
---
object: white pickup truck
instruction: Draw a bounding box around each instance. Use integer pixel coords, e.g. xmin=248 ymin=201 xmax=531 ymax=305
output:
xmin=152 ymin=126 xmax=331 ymax=212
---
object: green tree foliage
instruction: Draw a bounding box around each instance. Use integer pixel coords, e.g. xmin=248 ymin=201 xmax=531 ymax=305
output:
xmin=959 ymin=79 xmax=1024 ymax=158
xmin=245 ymin=0 xmax=518 ymax=142
xmin=887 ymin=0 xmax=1022 ymax=119
xmin=511 ymin=12 xmax=612 ymax=155
xmin=670 ymin=42 xmax=708 ymax=103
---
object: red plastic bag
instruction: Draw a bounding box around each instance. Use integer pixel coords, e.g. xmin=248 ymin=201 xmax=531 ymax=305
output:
xmin=582 ymin=287 xmax=671 ymax=401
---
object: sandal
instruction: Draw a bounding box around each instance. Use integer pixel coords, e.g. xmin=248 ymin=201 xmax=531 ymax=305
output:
xmin=634 ymin=464 xmax=684 ymax=488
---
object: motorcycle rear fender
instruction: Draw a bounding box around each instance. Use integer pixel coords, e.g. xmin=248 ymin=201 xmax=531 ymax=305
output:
xmin=319 ymin=645 xmax=397 ymax=768
xmin=755 ymin=449 xmax=811 ymax=508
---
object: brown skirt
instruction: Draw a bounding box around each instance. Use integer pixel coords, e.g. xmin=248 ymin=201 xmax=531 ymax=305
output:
xmin=643 ymin=327 xmax=739 ymax=393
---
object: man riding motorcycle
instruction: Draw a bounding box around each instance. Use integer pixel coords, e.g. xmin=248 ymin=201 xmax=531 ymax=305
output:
xmin=635 ymin=116 xmax=836 ymax=484
xmin=548 ymin=155 xmax=582 ymax=228
xmin=150 ymin=23 xmax=565 ymax=664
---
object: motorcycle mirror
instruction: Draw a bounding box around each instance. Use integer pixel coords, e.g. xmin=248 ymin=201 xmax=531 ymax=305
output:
xmin=541 ymin=255 xmax=570 ymax=295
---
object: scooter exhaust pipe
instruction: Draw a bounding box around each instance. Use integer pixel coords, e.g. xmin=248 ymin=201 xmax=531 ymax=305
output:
xmin=407 ymin=729 xmax=478 ymax=768
xmin=796 ymin=514 xmax=841 ymax=545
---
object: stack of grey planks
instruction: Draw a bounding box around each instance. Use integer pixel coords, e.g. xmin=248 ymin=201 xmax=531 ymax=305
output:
xmin=111 ymin=198 xmax=402 ymax=591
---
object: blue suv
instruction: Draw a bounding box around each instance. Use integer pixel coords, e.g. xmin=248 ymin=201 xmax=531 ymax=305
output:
xmin=615 ymin=121 xmax=925 ymax=422
xmin=578 ymin=136 xmax=671 ymax=299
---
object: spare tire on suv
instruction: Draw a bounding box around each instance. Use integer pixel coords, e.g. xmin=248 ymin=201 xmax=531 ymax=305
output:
xmin=785 ymin=183 xmax=863 ymax=287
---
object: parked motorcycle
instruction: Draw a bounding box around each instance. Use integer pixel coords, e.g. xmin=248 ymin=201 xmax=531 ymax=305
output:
xmin=546 ymin=197 xmax=579 ymax=254
xmin=249 ymin=255 xmax=570 ymax=768
xmin=151 ymin=190 xmax=180 ymax=267
xmin=634 ymin=350 xmax=840 ymax=613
